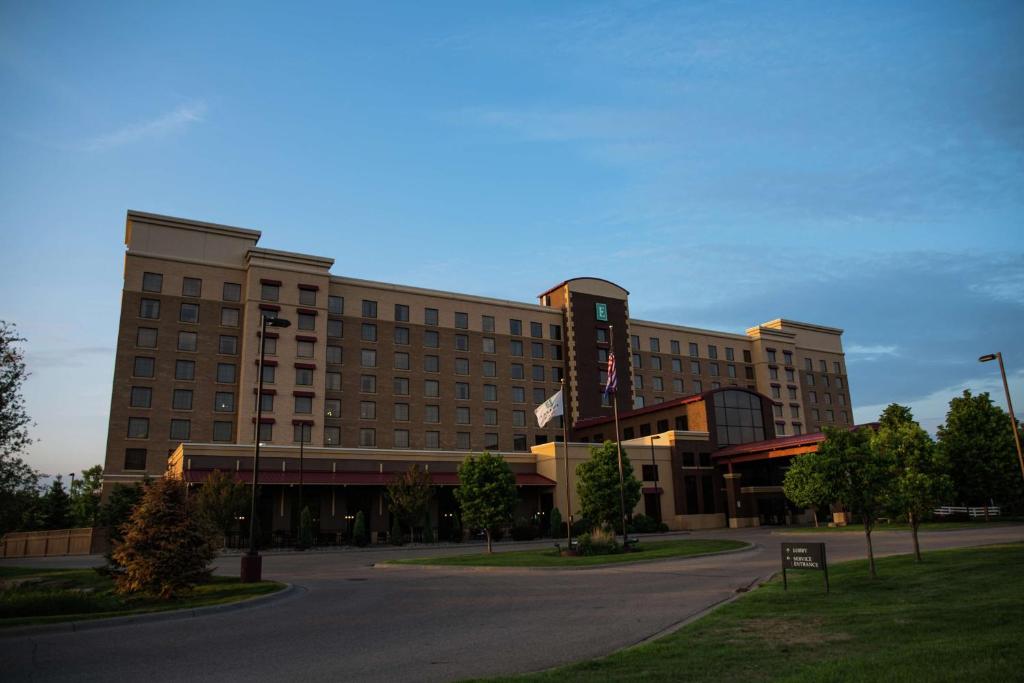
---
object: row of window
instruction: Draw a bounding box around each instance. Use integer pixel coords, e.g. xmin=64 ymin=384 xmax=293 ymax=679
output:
xmin=141 ymin=273 xmax=223 ymax=299
xmin=131 ymin=356 xmax=237 ymax=383
xmin=349 ymin=299 xmax=562 ymax=338
xmin=805 ymin=373 xmax=844 ymax=390
xmin=629 ymin=336 xmax=751 ymax=363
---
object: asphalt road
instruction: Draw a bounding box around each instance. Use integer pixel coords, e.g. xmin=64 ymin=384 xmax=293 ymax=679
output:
xmin=3 ymin=525 xmax=1022 ymax=682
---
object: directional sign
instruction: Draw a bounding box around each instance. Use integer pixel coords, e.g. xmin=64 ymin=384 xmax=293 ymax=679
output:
xmin=595 ymin=302 xmax=608 ymax=322
xmin=781 ymin=542 xmax=829 ymax=592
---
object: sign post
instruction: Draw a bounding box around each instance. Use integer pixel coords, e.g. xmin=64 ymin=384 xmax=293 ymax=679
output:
xmin=781 ymin=542 xmax=829 ymax=593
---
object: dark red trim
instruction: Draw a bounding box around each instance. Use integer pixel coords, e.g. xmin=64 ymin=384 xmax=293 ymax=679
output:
xmin=291 ymin=419 xmax=315 ymax=425
xmin=260 ymin=279 xmax=282 ymax=286
xmin=256 ymin=359 xmax=278 ymax=367
xmin=252 ymin=388 xmax=277 ymax=395
xmin=259 ymin=304 xmax=281 ymax=312
xmin=298 ymin=284 xmax=320 ymax=291
xmin=293 ymin=390 xmax=315 ymax=397
xmin=259 ymin=331 xmax=279 ymax=339
xmin=296 ymin=335 xmax=317 ymax=342
xmin=297 ymin=308 xmax=318 ymax=316
xmin=251 ymin=417 xmax=275 ymax=424
xmin=294 ymin=362 xmax=316 ymax=370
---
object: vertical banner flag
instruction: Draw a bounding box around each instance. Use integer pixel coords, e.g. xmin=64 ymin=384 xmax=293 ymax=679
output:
xmin=535 ymin=389 xmax=564 ymax=428
xmin=604 ymin=351 xmax=617 ymax=396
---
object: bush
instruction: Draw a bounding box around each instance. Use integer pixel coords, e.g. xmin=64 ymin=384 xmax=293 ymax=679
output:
xmin=0 ymin=588 xmax=121 ymax=618
xmin=352 ymin=511 xmax=368 ymax=547
xmin=449 ymin=515 xmax=462 ymax=543
xmin=549 ymin=507 xmax=563 ymax=538
xmin=390 ymin=515 xmax=403 ymax=545
xmin=628 ymin=514 xmax=669 ymax=534
xmin=111 ymin=477 xmax=216 ymax=599
xmin=422 ymin=511 xmax=435 ymax=544
xmin=571 ymin=517 xmax=592 ymax=537
xmin=510 ymin=516 xmax=540 ymax=541
xmin=576 ymin=527 xmax=621 ymax=556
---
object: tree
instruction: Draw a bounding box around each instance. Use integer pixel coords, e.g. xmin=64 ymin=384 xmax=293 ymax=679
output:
xmin=816 ymin=426 xmax=893 ymax=577
xmin=99 ymin=482 xmax=146 ymax=542
xmin=873 ymin=418 xmax=952 ymax=561
xmin=782 ymin=454 xmax=830 ymax=528
xmin=193 ymin=469 xmax=247 ymax=546
xmin=386 ymin=464 xmax=433 ymax=541
xmin=39 ymin=475 xmax=72 ymax=530
xmin=576 ymin=441 xmax=642 ymax=536
xmin=0 ymin=321 xmax=39 ymax=535
xmin=937 ymin=390 xmax=1023 ymax=514
xmin=112 ymin=477 xmax=216 ymax=599
xmin=879 ymin=403 xmax=915 ymax=430
xmin=549 ymin=507 xmax=563 ymax=539
xmin=352 ymin=510 xmax=368 ymax=547
xmin=389 ymin=514 xmax=403 ymax=545
xmin=454 ymin=452 xmax=517 ymax=553
xmin=70 ymin=465 xmax=104 ymax=528
xmin=422 ymin=510 xmax=435 ymax=544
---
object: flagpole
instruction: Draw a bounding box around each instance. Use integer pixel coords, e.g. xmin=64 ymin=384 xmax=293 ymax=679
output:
xmin=560 ymin=378 xmax=572 ymax=550
xmin=609 ymin=324 xmax=628 ymax=545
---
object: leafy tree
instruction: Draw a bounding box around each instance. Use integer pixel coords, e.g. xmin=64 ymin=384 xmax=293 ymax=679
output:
xmin=783 ymin=454 xmax=831 ymax=528
xmin=386 ymin=464 xmax=433 ymax=541
xmin=389 ymin=514 xmax=403 ymax=545
xmin=879 ymin=403 xmax=915 ymax=430
xmin=873 ymin=417 xmax=953 ymax=561
xmin=193 ymin=469 xmax=247 ymax=546
xmin=352 ymin=510 xmax=368 ymax=547
xmin=816 ymin=426 xmax=893 ymax=577
xmin=937 ymin=390 xmax=1023 ymax=514
xmin=298 ymin=507 xmax=314 ymax=549
xmin=549 ymin=507 xmax=563 ymax=539
xmin=99 ymin=482 xmax=146 ymax=542
xmin=40 ymin=476 xmax=73 ymax=530
xmin=0 ymin=321 xmax=39 ymax=534
xmin=576 ymin=441 xmax=642 ymax=537
xmin=422 ymin=510 xmax=435 ymax=544
xmin=70 ymin=465 xmax=104 ymax=528
xmin=112 ymin=477 xmax=216 ymax=599
xmin=454 ymin=452 xmax=517 ymax=553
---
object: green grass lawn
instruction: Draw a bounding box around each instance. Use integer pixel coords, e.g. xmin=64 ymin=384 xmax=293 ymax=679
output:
xmin=0 ymin=567 xmax=284 ymax=628
xmin=479 ymin=543 xmax=1024 ymax=682
xmin=781 ymin=520 xmax=1024 ymax=533
xmin=389 ymin=539 xmax=749 ymax=568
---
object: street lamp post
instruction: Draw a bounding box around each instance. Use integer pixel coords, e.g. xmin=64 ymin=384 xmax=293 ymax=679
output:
xmin=979 ymin=352 xmax=1024 ymax=481
xmin=649 ymin=435 xmax=660 ymax=522
xmin=241 ymin=314 xmax=291 ymax=583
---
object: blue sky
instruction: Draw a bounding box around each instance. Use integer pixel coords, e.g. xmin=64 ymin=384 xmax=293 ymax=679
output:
xmin=1 ymin=1 xmax=1021 ymax=475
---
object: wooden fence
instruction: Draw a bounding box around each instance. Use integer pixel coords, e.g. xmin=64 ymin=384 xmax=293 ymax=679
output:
xmin=1 ymin=527 xmax=110 ymax=558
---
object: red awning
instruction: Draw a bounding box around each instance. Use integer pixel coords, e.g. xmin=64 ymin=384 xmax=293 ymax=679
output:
xmin=182 ymin=469 xmax=555 ymax=487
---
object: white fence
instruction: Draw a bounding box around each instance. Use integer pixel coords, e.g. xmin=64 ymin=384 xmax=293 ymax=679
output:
xmin=933 ymin=506 xmax=1001 ymax=519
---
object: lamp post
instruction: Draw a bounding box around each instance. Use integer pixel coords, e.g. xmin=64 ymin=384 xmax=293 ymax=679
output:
xmin=241 ymin=314 xmax=291 ymax=583
xmin=979 ymin=352 xmax=1024 ymax=481
xmin=649 ymin=435 xmax=661 ymax=522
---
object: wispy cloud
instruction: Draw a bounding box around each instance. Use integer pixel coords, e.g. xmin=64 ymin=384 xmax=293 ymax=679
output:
xmin=81 ymin=101 xmax=207 ymax=152
xmin=845 ymin=344 xmax=899 ymax=361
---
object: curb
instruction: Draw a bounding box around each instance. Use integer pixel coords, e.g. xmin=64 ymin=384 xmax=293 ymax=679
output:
xmin=373 ymin=541 xmax=757 ymax=572
xmin=0 ymin=582 xmax=302 ymax=639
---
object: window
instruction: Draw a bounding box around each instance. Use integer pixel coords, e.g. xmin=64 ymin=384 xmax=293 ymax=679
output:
xmin=361 ymin=300 xmax=377 ymax=318
xmin=823 ymin=375 xmax=831 ymax=387
xmin=812 ymin=408 xmax=820 ymax=421
xmin=690 ymin=360 xmax=700 ymax=374
xmin=179 ymin=303 xmax=199 ymax=324
xmin=296 ymin=367 xmax=314 ymax=385
xmin=482 ymin=337 xmax=495 ymax=354
xmin=393 ymin=377 xmax=410 ymax=395
xmin=771 ymin=386 xmax=781 ymax=399
xmin=134 ymin=356 xmax=155 ymax=377
xmin=727 ymin=365 xmax=737 ymax=378
xmin=455 ymin=312 xmax=469 ymax=329
xmin=791 ymin=405 xmax=800 ymax=419
xmin=214 ymin=392 xmax=234 ymax=412
xmin=483 ymin=384 xmax=498 ymax=402
xmin=361 ymin=323 xmax=377 ymax=342
xmin=420 ymin=404 xmax=440 ymax=423
xmin=360 ymin=401 xmax=376 ymax=419
xmin=805 ymin=358 xmax=814 ymax=371
xmin=261 ymin=283 xmax=279 ymax=301
xmin=360 ymin=375 xmax=376 ymax=393
xmin=788 ymin=387 xmax=798 ymax=400
xmin=170 ymin=419 xmax=191 ymax=441
xmin=424 ymin=330 xmax=439 ymax=348
xmin=175 ymin=360 xmax=195 ymax=380
xmin=293 ymin=423 xmax=312 ymax=443
xmin=783 ymin=350 xmax=793 ymax=366
xmin=692 ymin=380 xmax=702 ymax=392
xmin=509 ymin=319 xmax=522 ymax=336
xmin=650 ymin=356 xmax=662 ymax=370
xmin=220 ymin=307 xmax=240 ymax=327
xmin=135 ymin=327 xmax=158 ymax=349
xmin=213 ymin=422 xmax=232 ymax=442
xmin=456 ymin=432 xmax=471 ymax=450
xmin=671 ymin=357 xmax=682 ymax=372
xmin=219 ymin=335 xmax=238 ymax=355
xmin=322 ymin=426 xmax=339 ymax=445
xmin=424 ymin=308 xmax=438 ymax=326
xmin=532 ymin=365 xmax=545 ymax=382
xmin=820 ymin=360 xmax=828 ymax=372
xmin=634 ymin=396 xmax=645 ymax=409
xmin=127 ymin=417 xmax=149 ymax=438
xmin=712 ymin=390 xmax=766 ymax=446
xmin=425 ymin=431 xmax=441 ymax=449
xmin=769 ymin=367 xmax=779 ymax=380
xmin=139 ymin=298 xmax=160 ymax=319
xmin=512 ymin=410 xmax=526 ymax=427
xmin=258 ymin=392 xmax=274 ymax=412
xmin=393 ymin=403 xmax=410 ymax=421
xmin=328 ymin=295 xmax=344 ymax=315
xmin=551 ymin=367 xmax=563 ymax=383
xmin=216 ymin=363 xmax=236 ymax=383
xmin=328 ymin=319 xmax=343 ymax=338
xmin=455 ymin=382 xmax=470 ymax=400
xmin=298 ymin=313 xmax=316 ymax=331
xmin=262 ymin=362 xmax=278 ymax=385
xmin=264 ymin=336 xmax=279 ymax=355
xmin=484 ymin=433 xmax=499 ymax=450
xmin=635 ymin=375 xmax=644 ymax=390
xmin=482 ymin=360 xmax=496 ymax=377
xmin=512 ymin=386 xmax=526 ymax=403
xmin=597 ymin=348 xmax=609 ymax=363
xmin=630 ymin=335 xmax=640 ymax=350
xmin=511 ymin=363 xmax=525 ymax=379
xmin=550 ymin=324 xmax=562 ymax=340
xmin=834 ymin=361 xmax=842 ymax=374
xmin=773 ymin=404 xmax=784 ymax=419
xmin=512 ymin=434 xmax=527 ymax=452
xmin=455 ymin=406 xmax=471 ymax=424
xmin=652 ymin=377 xmax=664 ymax=391
xmin=124 ymin=448 xmax=147 ymax=470
xmin=325 ymin=399 xmax=341 ymax=418
xmin=325 ymin=372 xmax=341 ymax=390
xmin=391 ymin=351 xmax=409 ymax=370
xmin=529 ymin=342 xmax=543 ymax=359
xmin=360 ymin=349 xmax=377 ymax=368
xmin=172 ymin=389 xmax=193 ymax=410
xmin=596 ymin=328 xmax=608 ymax=343
xmin=299 ymin=288 xmax=317 ymax=307
xmin=297 ymin=340 xmax=314 ymax=358
xmin=142 ymin=272 xmax=163 ymax=292
xmin=645 ymin=337 xmax=659 ymax=353
xmin=392 ymin=429 xmax=410 ymax=448
xmin=295 ymin=396 xmax=312 ymax=414
xmin=767 ymin=350 xmax=777 ymax=363
xmin=130 ymin=386 xmax=151 ymax=408
xmin=689 ymin=342 xmax=699 ymax=357
xmin=393 ymin=326 xmax=409 ymax=345
xmin=806 ymin=373 xmax=815 ymax=386
xmin=216 ymin=282 xmax=240 ymax=302
xmin=708 ymin=345 xmax=718 ymax=360
xmin=484 ymin=408 xmax=498 ymax=426
xmin=673 ymin=378 xmax=684 ymax=393
xmin=534 ymin=388 xmax=547 ymax=405
xmin=258 ymin=423 xmax=273 ymax=441
xmin=632 ymin=354 xmax=642 ymax=369
xmin=530 ymin=321 xmax=543 ymax=338
xmin=510 ymin=340 xmax=523 ymax=356
xmin=424 ymin=380 xmax=440 ymax=397
xmin=455 ymin=334 xmax=469 ymax=351
xmin=181 ymin=277 xmax=202 ymax=298
xmin=824 ymin=393 xmax=833 ymax=405
xmin=359 ymin=428 xmax=376 ymax=447
xmin=826 ymin=409 xmax=835 ymax=421
xmin=709 ymin=363 xmax=720 ymax=376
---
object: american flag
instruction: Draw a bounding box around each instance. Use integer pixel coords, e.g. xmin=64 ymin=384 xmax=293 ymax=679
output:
xmin=604 ymin=351 xmax=617 ymax=396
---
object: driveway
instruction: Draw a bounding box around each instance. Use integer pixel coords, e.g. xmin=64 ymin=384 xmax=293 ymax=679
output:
xmin=3 ymin=525 xmax=1022 ymax=682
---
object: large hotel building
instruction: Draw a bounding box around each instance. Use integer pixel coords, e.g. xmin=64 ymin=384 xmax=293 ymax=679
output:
xmin=103 ymin=211 xmax=855 ymax=537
